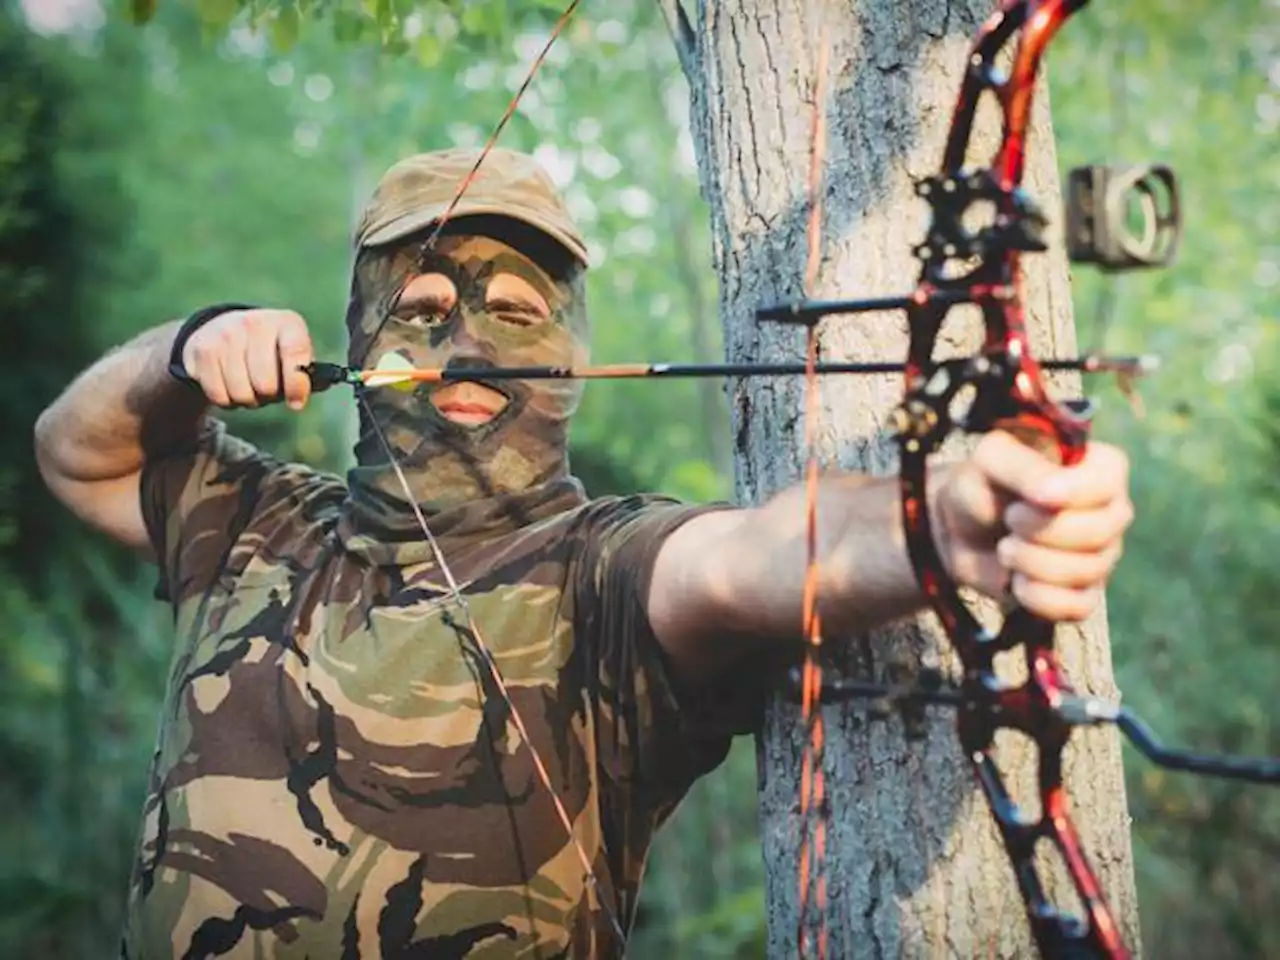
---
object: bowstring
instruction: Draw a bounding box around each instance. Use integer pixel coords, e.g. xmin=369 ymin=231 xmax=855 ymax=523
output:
xmin=1083 ymin=27 xmax=1152 ymax=417
xmin=796 ymin=6 xmax=830 ymax=957
xmin=415 ymin=0 xmax=583 ymax=257
xmin=348 ymin=0 xmax=628 ymax=949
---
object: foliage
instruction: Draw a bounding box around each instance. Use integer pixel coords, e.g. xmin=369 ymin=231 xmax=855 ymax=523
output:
xmin=126 ymin=0 xmax=579 ymax=60
xmin=1050 ymin=1 xmax=1279 ymax=954
xmin=0 ymin=7 xmax=164 ymax=956
xmin=0 ymin=0 xmax=132 ymax=577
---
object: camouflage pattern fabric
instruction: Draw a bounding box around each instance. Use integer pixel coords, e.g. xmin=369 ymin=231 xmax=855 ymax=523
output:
xmin=353 ymin=148 xmax=591 ymax=268
xmin=121 ymin=420 xmax=739 ymax=959
xmin=343 ymin=232 xmax=589 ymax=542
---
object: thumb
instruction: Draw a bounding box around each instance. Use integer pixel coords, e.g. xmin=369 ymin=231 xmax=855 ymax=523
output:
xmin=276 ymin=314 xmax=314 ymax=410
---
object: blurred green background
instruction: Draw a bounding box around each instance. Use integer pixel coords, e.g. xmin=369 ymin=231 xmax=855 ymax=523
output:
xmin=1 ymin=0 xmax=1275 ymax=956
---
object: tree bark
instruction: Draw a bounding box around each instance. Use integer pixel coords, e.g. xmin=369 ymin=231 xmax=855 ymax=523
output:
xmin=680 ymin=1 xmax=1141 ymax=956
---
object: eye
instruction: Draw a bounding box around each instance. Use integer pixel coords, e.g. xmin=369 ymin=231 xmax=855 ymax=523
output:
xmin=395 ymin=298 xmax=453 ymax=327
xmin=488 ymin=298 xmax=547 ymax=327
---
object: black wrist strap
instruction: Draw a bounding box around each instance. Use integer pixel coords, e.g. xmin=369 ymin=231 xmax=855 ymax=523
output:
xmin=168 ymin=303 xmax=259 ymax=386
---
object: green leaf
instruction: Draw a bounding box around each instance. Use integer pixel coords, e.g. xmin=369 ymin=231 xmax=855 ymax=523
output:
xmin=459 ymin=3 xmax=491 ymax=37
xmin=270 ymin=6 xmax=301 ymax=51
xmin=127 ymin=0 xmax=157 ymax=24
xmin=331 ymin=9 xmax=365 ymax=43
xmin=414 ymin=34 xmax=442 ymax=68
xmin=195 ymin=0 xmax=239 ymax=30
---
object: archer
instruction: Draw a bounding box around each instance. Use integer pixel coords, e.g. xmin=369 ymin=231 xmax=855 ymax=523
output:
xmin=34 ymin=147 xmax=1133 ymax=958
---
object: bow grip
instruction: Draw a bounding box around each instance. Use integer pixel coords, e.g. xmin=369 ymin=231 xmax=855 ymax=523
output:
xmin=991 ymin=407 xmax=1091 ymax=467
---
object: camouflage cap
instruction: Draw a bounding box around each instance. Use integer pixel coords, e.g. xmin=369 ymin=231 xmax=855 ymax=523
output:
xmin=354 ymin=147 xmax=589 ymax=266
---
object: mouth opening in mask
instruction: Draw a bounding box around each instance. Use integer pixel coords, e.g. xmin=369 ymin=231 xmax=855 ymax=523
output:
xmin=429 ymin=379 xmax=511 ymax=428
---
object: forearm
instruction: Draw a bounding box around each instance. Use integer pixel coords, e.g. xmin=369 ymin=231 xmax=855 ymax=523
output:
xmin=35 ymin=320 xmax=207 ymax=483
xmin=656 ymin=434 xmax=1130 ymax=679
xmin=716 ymin=472 xmax=938 ymax=638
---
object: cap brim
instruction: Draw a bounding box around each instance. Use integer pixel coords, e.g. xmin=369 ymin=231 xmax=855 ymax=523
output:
xmin=360 ymin=200 xmax=590 ymax=267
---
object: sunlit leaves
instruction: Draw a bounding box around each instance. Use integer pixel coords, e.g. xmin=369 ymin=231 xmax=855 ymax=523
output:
xmin=414 ymin=31 xmax=442 ymax=66
xmin=123 ymin=0 xmax=583 ymax=56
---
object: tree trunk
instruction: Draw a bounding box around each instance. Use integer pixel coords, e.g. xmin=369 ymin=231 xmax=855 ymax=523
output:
xmin=678 ymin=1 xmax=1141 ymax=956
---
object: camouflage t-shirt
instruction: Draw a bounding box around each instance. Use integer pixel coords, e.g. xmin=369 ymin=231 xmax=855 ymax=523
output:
xmin=121 ymin=421 xmax=743 ymax=959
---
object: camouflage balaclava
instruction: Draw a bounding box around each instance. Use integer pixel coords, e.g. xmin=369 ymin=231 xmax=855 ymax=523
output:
xmin=338 ymin=150 xmax=593 ymax=553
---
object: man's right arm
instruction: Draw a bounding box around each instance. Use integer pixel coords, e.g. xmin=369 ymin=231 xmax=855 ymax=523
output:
xmin=34 ymin=310 xmax=315 ymax=556
xmin=35 ymin=321 xmax=199 ymax=555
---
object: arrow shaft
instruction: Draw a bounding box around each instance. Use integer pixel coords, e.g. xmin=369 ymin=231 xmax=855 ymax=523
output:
xmin=333 ymin=355 xmax=1154 ymax=387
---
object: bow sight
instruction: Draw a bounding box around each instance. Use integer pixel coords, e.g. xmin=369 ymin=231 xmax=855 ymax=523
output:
xmin=756 ymin=163 xmax=1183 ymax=330
xmin=1066 ymin=165 xmax=1181 ymax=269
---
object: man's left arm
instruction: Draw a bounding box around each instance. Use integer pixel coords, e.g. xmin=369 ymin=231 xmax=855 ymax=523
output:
xmin=647 ymin=432 xmax=1134 ymax=684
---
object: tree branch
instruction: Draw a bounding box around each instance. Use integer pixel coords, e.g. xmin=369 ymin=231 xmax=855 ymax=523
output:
xmin=655 ymin=0 xmax=697 ymax=84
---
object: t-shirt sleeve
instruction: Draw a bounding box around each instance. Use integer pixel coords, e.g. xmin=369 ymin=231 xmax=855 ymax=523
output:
xmin=139 ymin=417 xmax=283 ymax=606
xmin=570 ymin=495 xmax=770 ymax=833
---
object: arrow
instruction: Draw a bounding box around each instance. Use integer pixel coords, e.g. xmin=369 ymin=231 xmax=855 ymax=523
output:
xmin=303 ymin=353 xmax=1158 ymax=391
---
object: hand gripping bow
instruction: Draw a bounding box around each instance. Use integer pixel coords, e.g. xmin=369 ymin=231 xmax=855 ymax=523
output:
xmin=756 ymin=1 xmax=1278 ymax=957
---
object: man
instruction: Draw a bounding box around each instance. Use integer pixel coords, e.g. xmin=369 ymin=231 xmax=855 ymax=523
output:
xmin=35 ymin=148 xmax=1133 ymax=958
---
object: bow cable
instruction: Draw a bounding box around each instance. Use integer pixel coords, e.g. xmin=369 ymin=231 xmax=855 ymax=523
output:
xmin=1084 ymin=29 xmax=1129 ymax=359
xmin=353 ymin=385 xmax=626 ymax=947
xmin=416 ymin=0 xmax=583 ymax=256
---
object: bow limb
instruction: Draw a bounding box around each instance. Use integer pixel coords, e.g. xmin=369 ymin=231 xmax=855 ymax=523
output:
xmin=895 ymin=4 xmax=1127 ymax=956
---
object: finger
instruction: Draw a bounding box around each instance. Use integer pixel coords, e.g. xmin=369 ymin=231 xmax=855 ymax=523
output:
xmin=217 ymin=330 xmax=258 ymax=407
xmin=969 ymin=431 xmax=1065 ymax=504
xmin=997 ymin=536 xmax=1122 ymax=589
xmin=276 ymin=312 xmax=314 ymax=410
xmin=185 ymin=339 xmax=232 ymax=407
xmin=244 ymin=313 xmax=282 ymax=402
xmin=1004 ymin=497 xmax=1134 ymax=551
xmin=942 ymin=459 xmax=1013 ymax=533
xmin=1031 ymin=442 xmax=1131 ymax=509
xmin=973 ymin=433 xmax=1128 ymax=510
xmin=946 ymin=545 xmax=1012 ymax=600
xmin=1009 ymin=575 xmax=1104 ymax=622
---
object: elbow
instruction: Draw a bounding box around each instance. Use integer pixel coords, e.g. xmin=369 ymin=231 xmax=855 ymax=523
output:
xmin=33 ymin=403 xmax=90 ymax=490
xmin=33 ymin=405 xmax=66 ymax=485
